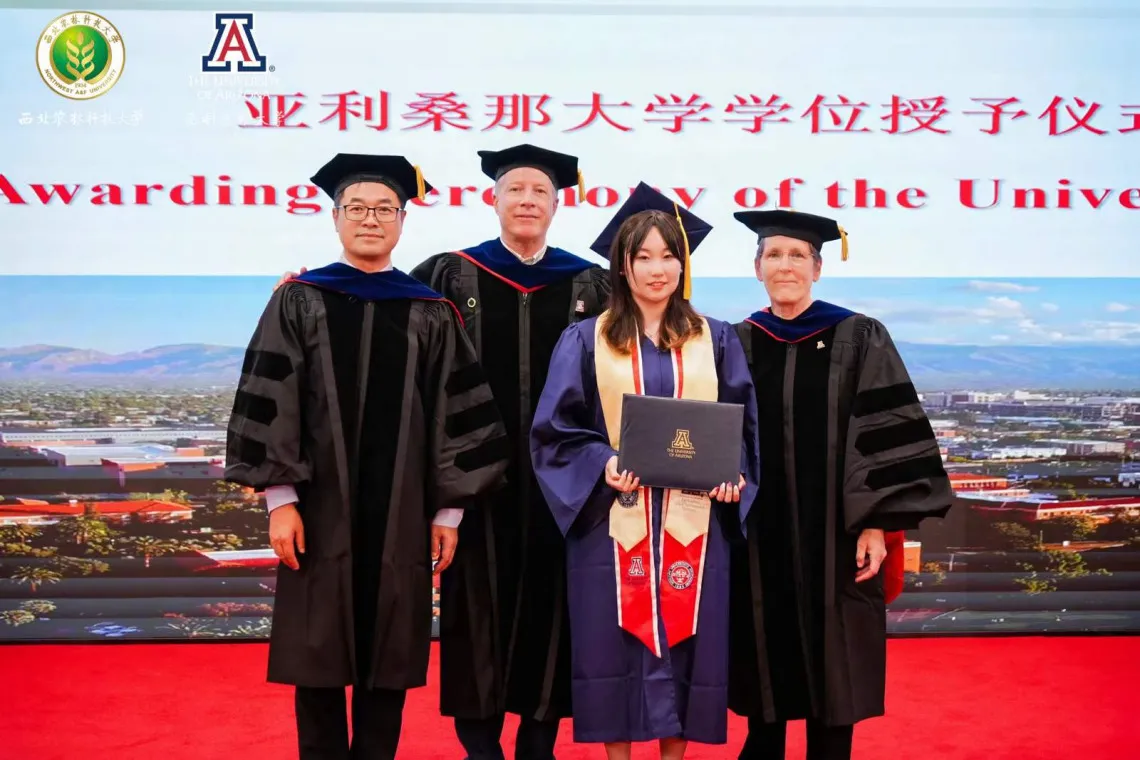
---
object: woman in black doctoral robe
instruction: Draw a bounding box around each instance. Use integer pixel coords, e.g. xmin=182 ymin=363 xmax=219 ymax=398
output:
xmin=726 ymin=210 xmax=954 ymax=760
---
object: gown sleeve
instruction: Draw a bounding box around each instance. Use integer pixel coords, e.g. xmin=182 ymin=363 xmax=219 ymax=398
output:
xmin=843 ymin=318 xmax=954 ymax=533
xmin=409 ymin=253 xmax=445 ymax=291
xmin=224 ymin=284 xmax=311 ymax=491
xmin=714 ymin=320 xmax=761 ymax=536
xmin=424 ymin=301 xmax=510 ymax=513
xmin=529 ymin=323 xmax=617 ymax=537
xmin=582 ymin=265 xmax=613 ymax=318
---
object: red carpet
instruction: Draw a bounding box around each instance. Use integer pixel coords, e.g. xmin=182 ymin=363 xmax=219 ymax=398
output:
xmin=3 ymin=637 xmax=1134 ymax=759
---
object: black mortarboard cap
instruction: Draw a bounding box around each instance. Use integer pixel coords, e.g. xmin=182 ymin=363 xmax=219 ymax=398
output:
xmin=733 ymin=209 xmax=849 ymax=261
xmin=310 ymin=153 xmax=432 ymax=205
xmin=589 ymin=181 xmax=713 ymax=299
xmin=477 ymin=143 xmax=585 ymax=201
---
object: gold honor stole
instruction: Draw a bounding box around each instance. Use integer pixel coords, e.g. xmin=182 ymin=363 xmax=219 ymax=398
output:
xmin=594 ymin=312 xmax=719 ymax=657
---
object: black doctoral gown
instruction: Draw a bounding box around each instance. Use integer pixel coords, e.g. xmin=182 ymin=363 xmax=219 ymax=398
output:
xmin=411 ymin=238 xmax=611 ymax=721
xmin=727 ymin=303 xmax=953 ymax=726
xmin=225 ymin=273 xmax=509 ymax=691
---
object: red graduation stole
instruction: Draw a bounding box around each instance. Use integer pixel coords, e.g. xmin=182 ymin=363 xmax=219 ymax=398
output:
xmin=594 ymin=313 xmax=718 ymax=657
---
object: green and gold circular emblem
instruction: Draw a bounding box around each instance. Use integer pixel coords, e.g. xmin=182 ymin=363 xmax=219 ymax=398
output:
xmin=37 ymin=12 xmax=126 ymax=100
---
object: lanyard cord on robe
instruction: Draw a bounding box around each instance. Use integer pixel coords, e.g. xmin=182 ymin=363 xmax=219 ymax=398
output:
xmin=593 ymin=312 xmax=719 ymax=657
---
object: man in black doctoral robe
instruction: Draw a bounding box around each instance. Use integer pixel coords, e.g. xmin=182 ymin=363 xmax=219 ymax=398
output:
xmin=410 ymin=144 xmax=611 ymax=759
xmin=725 ymin=210 xmax=954 ymax=760
xmin=225 ymin=153 xmax=509 ymax=760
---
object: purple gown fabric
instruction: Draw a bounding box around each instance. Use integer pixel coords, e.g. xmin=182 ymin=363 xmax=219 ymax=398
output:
xmin=529 ymin=315 xmax=760 ymax=744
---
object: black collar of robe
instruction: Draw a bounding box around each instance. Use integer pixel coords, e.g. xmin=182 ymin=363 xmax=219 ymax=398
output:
xmin=746 ymin=300 xmax=857 ymax=343
xmin=294 ymin=261 xmax=450 ymax=305
xmin=455 ymin=238 xmax=595 ymax=292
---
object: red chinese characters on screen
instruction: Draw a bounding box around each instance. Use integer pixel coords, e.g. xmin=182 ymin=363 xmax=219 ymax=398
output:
xmin=724 ymin=95 xmax=793 ymax=133
xmin=963 ymin=97 xmax=1028 ymax=134
xmin=483 ymin=94 xmax=553 ymax=132
xmin=1038 ymin=96 xmax=1106 ymax=136
xmin=319 ymin=91 xmax=389 ymax=131
xmin=801 ymin=94 xmax=871 ymax=133
xmin=240 ymin=93 xmax=308 ymax=128
xmin=881 ymin=96 xmax=950 ymax=134
xmin=563 ymin=93 xmax=633 ymax=132
xmin=1120 ymin=105 xmax=1140 ymax=134
xmin=400 ymin=92 xmax=472 ymax=131
xmin=234 ymin=92 xmax=1139 ymax=137
xmin=644 ymin=94 xmax=713 ymax=133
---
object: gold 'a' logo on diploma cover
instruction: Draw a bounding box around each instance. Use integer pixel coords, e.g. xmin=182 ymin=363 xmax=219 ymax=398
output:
xmin=667 ymin=429 xmax=695 ymax=460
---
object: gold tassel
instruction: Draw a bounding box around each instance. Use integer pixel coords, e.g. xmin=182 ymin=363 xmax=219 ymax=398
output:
xmin=577 ymin=169 xmax=586 ymax=204
xmin=674 ymin=202 xmax=692 ymax=300
xmin=413 ymin=164 xmax=426 ymax=201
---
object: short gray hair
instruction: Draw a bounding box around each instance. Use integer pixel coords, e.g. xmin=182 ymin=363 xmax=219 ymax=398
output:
xmin=755 ymin=236 xmax=821 ymax=263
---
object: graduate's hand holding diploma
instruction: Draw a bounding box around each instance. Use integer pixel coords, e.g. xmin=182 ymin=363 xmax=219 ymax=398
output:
xmin=606 ymin=454 xmax=744 ymax=503
xmin=605 ymin=455 xmax=640 ymax=493
xmin=709 ymin=475 xmax=745 ymax=503
xmin=269 ymin=504 xmax=305 ymax=570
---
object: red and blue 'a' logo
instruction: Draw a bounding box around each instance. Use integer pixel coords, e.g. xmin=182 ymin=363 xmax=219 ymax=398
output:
xmin=201 ymin=12 xmax=267 ymax=72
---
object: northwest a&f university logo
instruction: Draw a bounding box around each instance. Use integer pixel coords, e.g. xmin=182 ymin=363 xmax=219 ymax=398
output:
xmin=37 ymin=12 xmax=125 ymax=100
xmin=201 ymin=13 xmax=269 ymax=72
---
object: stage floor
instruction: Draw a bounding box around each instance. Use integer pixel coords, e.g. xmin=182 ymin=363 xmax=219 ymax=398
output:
xmin=3 ymin=637 xmax=1135 ymax=759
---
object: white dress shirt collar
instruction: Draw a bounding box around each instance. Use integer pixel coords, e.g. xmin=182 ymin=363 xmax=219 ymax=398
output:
xmin=500 ymin=237 xmax=547 ymax=265
xmin=339 ymin=254 xmax=393 ymax=272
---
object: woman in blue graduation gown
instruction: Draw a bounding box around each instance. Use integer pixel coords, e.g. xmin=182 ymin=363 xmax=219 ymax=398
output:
xmin=529 ymin=183 xmax=761 ymax=759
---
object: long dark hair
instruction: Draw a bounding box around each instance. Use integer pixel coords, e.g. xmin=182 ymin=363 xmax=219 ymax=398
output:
xmin=602 ymin=209 xmax=704 ymax=354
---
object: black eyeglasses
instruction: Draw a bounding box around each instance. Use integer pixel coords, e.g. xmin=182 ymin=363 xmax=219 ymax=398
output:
xmin=338 ymin=204 xmax=402 ymax=222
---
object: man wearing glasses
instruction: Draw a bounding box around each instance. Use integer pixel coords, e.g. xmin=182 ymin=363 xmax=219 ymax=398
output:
xmin=230 ymin=152 xmax=509 ymax=760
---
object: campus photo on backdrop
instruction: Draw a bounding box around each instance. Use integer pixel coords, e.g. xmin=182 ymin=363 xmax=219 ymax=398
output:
xmin=1 ymin=1 xmax=1138 ymax=641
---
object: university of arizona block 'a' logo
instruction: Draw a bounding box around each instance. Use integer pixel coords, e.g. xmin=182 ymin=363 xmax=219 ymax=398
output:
xmin=201 ymin=13 xmax=267 ymax=72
